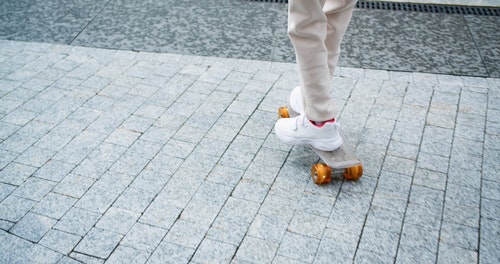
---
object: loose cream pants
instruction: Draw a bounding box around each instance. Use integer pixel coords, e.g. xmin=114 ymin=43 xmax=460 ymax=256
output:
xmin=288 ymin=0 xmax=357 ymax=121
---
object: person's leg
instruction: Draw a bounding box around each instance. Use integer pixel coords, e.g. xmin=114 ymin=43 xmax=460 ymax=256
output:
xmin=324 ymin=0 xmax=357 ymax=78
xmin=287 ymin=0 xmax=333 ymax=122
xmin=287 ymin=0 xmax=357 ymax=115
xmin=276 ymin=0 xmax=356 ymax=151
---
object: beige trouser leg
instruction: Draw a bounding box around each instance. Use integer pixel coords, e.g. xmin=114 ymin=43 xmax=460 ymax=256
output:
xmin=288 ymin=0 xmax=356 ymax=122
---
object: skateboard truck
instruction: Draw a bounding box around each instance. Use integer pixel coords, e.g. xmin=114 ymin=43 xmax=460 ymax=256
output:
xmin=278 ymin=106 xmax=363 ymax=184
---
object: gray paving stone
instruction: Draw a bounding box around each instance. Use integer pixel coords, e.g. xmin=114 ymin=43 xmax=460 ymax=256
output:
xmin=447 ymin=166 xmax=482 ymax=189
xmin=138 ymin=201 xmax=182 ymax=230
xmin=113 ymin=187 xmax=156 ymax=213
xmin=365 ymin=205 xmax=405 ymax=234
xmin=160 ymin=139 xmax=195 ymax=159
xmin=120 ymin=222 xmax=166 ymax=253
xmin=288 ymin=211 xmax=328 ymax=239
xmin=147 ymin=241 xmax=194 ymax=264
xmin=57 ymin=256 xmax=85 ymax=264
xmin=153 ymin=175 xmax=201 ymax=209
xmin=479 ymin=218 xmax=500 ymax=264
xmin=53 ymin=173 xmax=95 ymax=199
xmin=54 ymin=208 xmax=101 ymax=236
xmin=74 ymin=186 xmax=121 ymax=214
xmin=34 ymin=131 xmax=74 ymax=153
xmin=128 ymin=169 xmax=168 ymax=194
xmin=13 ymin=176 xmax=57 ymax=201
xmin=376 ymin=171 xmax=412 ymax=198
xmin=399 ymin=224 xmax=438 ymax=260
xmin=95 ymin=207 xmax=140 ymax=235
xmin=180 ymin=200 xmax=222 ymax=228
xmin=443 ymin=203 xmax=480 ymax=228
xmin=314 ymin=228 xmax=359 ymax=263
xmin=0 ymin=30 xmax=498 ymax=263
xmin=0 ymin=230 xmax=33 ymax=263
xmin=437 ymin=242 xmax=478 ymax=264
xmin=109 ymin=153 xmax=150 ymax=176
xmin=2 ymin=108 xmax=38 ymax=126
xmin=28 ymin=244 xmax=64 ymax=263
xmin=185 ymin=149 xmax=223 ymax=175
xmin=359 ymin=226 xmax=399 ymax=259
xmin=87 ymin=142 xmax=128 ymax=163
xmin=104 ymin=128 xmax=141 ymax=147
xmin=341 ymin=174 xmax=377 ymax=195
xmin=409 ymin=185 xmax=444 ymax=211
xmin=0 ymin=133 xmax=39 ymax=153
xmin=247 ymin=213 xmax=288 ymax=244
xmin=72 ymin=158 xmax=112 ymax=180
xmin=0 ymin=121 xmax=20 ymax=140
xmin=219 ymin=197 xmax=260 ymax=224
xmin=382 ymin=155 xmax=416 ymax=176
xmin=74 ymin=227 xmax=123 ymax=259
xmin=164 ymin=219 xmax=208 ymax=249
xmin=0 ymin=161 xmax=37 ymax=186
xmin=417 ymin=152 xmax=450 ymax=174
xmin=481 ymin=198 xmax=500 ymax=221
xmin=405 ymin=203 xmax=442 ymax=231
xmin=0 ymin=182 xmax=15 ymax=202
xmin=53 ymin=131 xmax=106 ymax=164
xmin=34 ymin=160 xmax=75 ymax=182
xmin=144 ymin=152 xmax=184 ymax=176
xmin=413 ymin=168 xmax=447 ymax=191
xmin=440 ymin=221 xmax=478 ymax=251
xmin=206 ymin=122 xmax=242 ymax=142
xmin=235 ymin=236 xmax=279 ymax=264
xmin=69 ymin=252 xmax=105 ymax=264
xmin=192 ymin=238 xmax=238 ymax=264
xmin=106 ymin=245 xmax=151 ymax=264
xmin=86 ymin=115 xmax=124 ymax=135
xmin=242 ymin=160 xmax=282 ymax=187
xmin=387 ymin=140 xmax=419 ymax=161
xmin=31 ymin=192 xmax=76 ymax=219
xmin=392 ymin=122 xmax=425 ymax=146
xmin=445 ymin=183 xmax=480 ymax=208
xmin=10 ymin=212 xmax=56 ymax=242
xmin=327 ymin=194 xmax=371 ymax=233
xmin=39 ymin=229 xmax=81 ymax=255
xmin=0 ymin=194 xmax=36 ymax=222
xmin=14 ymin=146 xmax=55 ymax=168
xmin=206 ymin=165 xmax=244 ymax=186
xmin=91 ymin=171 xmax=135 ymax=194
xmin=354 ymin=249 xmax=395 ymax=264
xmin=294 ymin=192 xmax=335 ymax=218
xmin=277 ymin=232 xmax=320 ymax=263
xmin=207 ymin=216 xmax=250 ymax=246
xmin=21 ymin=97 xmax=55 ymax=113
xmin=231 ymin=178 xmax=270 ymax=203
xmin=219 ymin=147 xmax=255 ymax=169
xmin=397 ymin=243 xmax=437 ymax=264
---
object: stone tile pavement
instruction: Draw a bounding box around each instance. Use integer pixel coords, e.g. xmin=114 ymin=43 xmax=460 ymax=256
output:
xmin=0 ymin=39 xmax=499 ymax=263
xmin=2 ymin=0 xmax=499 ymax=78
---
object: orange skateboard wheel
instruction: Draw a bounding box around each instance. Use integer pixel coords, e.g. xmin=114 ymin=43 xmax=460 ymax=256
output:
xmin=343 ymin=164 xmax=363 ymax=180
xmin=311 ymin=163 xmax=332 ymax=184
xmin=278 ymin=106 xmax=290 ymax=119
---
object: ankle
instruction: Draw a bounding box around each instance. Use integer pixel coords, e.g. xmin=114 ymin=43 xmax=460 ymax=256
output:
xmin=310 ymin=118 xmax=335 ymax=128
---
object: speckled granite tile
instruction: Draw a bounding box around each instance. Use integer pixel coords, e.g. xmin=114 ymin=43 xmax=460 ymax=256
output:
xmin=464 ymin=15 xmax=500 ymax=78
xmin=0 ymin=0 xmax=497 ymax=77
xmin=341 ymin=9 xmax=488 ymax=77
xmin=0 ymin=0 xmax=104 ymax=44
xmin=72 ymin=0 xmax=284 ymax=60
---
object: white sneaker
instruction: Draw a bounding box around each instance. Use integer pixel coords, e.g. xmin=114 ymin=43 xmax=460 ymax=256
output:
xmin=274 ymin=114 xmax=343 ymax=151
xmin=289 ymin=86 xmax=303 ymax=114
